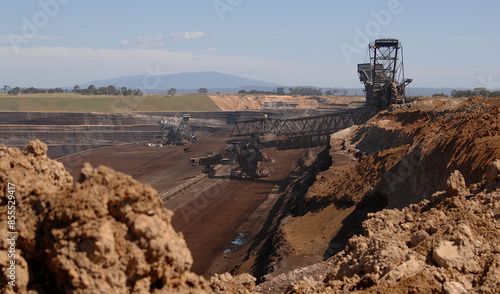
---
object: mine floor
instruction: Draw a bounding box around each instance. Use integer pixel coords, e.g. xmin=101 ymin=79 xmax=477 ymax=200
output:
xmin=60 ymin=131 xmax=307 ymax=276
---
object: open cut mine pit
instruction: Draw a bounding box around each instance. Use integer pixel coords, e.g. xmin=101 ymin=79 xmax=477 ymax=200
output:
xmin=166 ymin=148 xmax=310 ymax=276
xmin=1 ymin=96 xmax=499 ymax=293
xmin=0 ymin=108 xmax=325 ymax=279
xmin=58 ymin=134 xmax=310 ymax=277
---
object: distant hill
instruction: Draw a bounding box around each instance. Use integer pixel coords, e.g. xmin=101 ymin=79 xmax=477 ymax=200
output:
xmin=78 ymin=72 xmax=485 ymax=96
xmin=80 ymin=71 xmax=281 ymax=93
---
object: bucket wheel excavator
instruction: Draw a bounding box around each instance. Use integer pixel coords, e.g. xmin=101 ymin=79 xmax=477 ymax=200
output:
xmin=357 ymin=39 xmax=412 ymax=107
xmin=156 ymin=113 xmax=197 ymax=146
xmin=190 ymin=38 xmax=412 ymax=178
xmin=190 ymin=110 xmax=373 ymax=179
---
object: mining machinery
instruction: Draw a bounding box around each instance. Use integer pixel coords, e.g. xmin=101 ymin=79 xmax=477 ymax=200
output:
xmin=357 ymin=39 xmax=412 ymax=107
xmin=190 ymin=39 xmax=412 ymax=177
xmin=190 ymin=110 xmax=373 ymax=179
xmin=190 ymin=138 xmax=270 ymax=178
xmin=156 ymin=113 xmax=197 ymax=145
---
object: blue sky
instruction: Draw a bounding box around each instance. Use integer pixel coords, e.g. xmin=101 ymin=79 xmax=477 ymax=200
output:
xmin=1 ymin=0 xmax=499 ymax=89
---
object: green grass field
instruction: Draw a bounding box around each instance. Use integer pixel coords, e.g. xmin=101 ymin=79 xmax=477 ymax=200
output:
xmin=0 ymin=93 xmax=221 ymax=112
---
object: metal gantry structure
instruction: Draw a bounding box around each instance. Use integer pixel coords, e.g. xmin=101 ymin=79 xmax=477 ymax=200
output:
xmin=190 ymin=38 xmax=413 ymax=177
xmin=357 ymin=39 xmax=412 ymax=107
xmin=231 ymin=110 xmax=372 ymax=150
xmin=156 ymin=113 xmax=197 ymax=146
xmin=191 ymin=109 xmax=374 ymax=178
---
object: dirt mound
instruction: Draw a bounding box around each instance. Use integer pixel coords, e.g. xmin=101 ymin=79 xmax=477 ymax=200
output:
xmin=0 ymin=140 xmax=255 ymax=293
xmin=262 ymin=165 xmax=500 ymax=293
xmin=209 ymin=94 xmax=264 ymax=110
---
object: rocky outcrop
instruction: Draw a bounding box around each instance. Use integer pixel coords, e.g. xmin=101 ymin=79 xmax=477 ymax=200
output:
xmin=257 ymin=167 xmax=500 ymax=293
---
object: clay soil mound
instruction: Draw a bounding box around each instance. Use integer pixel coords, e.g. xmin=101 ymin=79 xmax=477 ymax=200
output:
xmin=0 ymin=140 xmax=254 ymax=294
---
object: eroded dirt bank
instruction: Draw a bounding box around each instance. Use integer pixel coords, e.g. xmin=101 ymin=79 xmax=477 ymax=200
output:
xmin=257 ymin=164 xmax=500 ymax=293
xmin=254 ymin=97 xmax=500 ymax=292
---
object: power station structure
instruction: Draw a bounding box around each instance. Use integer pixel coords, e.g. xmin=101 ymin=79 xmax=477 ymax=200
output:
xmin=357 ymin=39 xmax=412 ymax=107
xmin=190 ymin=110 xmax=373 ymax=178
xmin=155 ymin=113 xmax=197 ymax=146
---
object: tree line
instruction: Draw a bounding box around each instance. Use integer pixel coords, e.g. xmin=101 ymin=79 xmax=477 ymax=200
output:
xmin=238 ymin=87 xmax=348 ymax=96
xmin=3 ymin=85 xmax=69 ymax=96
xmin=3 ymin=84 xmax=142 ymax=96
xmin=450 ymin=87 xmax=500 ymax=98
xmin=74 ymin=85 xmax=143 ymax=96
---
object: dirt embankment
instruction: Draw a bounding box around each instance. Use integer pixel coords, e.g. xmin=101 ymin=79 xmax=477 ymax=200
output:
xmin=208 ymin=94 xmax=364 ymax=111
xmin=308 ymin=97 xmax=500 ymax=209
xmin=229 ymin=147 xmax=331 ymax=280
xmin=258 ymin=164 xmax=500 ymax=293
xmin=254 ymin=97 xmax=500 ymax=292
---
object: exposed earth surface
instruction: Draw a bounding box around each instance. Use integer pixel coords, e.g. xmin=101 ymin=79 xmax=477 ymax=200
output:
xmin=1 ymin=96 xmax=499 ymax=293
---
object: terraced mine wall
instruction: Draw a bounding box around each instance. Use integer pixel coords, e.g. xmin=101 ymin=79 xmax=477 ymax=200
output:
xmin=0 ymin=109 xmax=313 ymax=158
